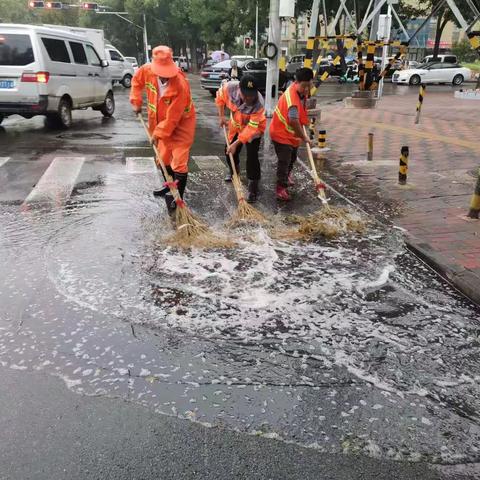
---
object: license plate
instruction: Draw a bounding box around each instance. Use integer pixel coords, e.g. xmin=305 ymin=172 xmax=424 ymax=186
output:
xmin=209 ymin=74 xmax=220 ymax=79
xmin=0 ymin=80 xmax=14 ymax=89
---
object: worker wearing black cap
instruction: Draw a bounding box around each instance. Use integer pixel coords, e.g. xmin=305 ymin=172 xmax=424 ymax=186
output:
xmin=216 ymin=74 xmax=266 ymax=203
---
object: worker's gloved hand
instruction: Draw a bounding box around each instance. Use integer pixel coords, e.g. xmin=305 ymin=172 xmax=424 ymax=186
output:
xmin=133 ymin=107 xmax=142 ymax=115
xmin=303 ymin=136 xmax=312 ymax=147
xmin=219 ymin=116 xmax=228 ymax=128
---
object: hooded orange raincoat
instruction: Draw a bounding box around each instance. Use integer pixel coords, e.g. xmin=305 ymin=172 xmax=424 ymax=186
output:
xmin=130 ymin=65 xmax=196 ymax=173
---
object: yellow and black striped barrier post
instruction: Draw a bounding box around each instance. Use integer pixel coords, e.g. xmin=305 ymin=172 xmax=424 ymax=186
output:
xmin=371 ymin=45 xmax=406 ymax=91
xmin=467 ymin=167 xmax=480 ymax=219
xmin=304 ymin=37 xmax=315 ymax=69
xmin=318 ymin=129 xmax=326 ymax=149
xmin=310 ymin=56 xmax=341 ymax=96
xmin=367 ymin=133 xmax=374 ymax=161
xmin=309 ymin=117 xmax=316 ymax=141
xmin=399 ymin=146 xmax=409 ymax=185
xmin=415 ymin=84 xmax=426 ymax=125
xmin=357 ymin=39 xmax=365 ymax=90
xmin=364 ymin=42 xmax=376 ymax=90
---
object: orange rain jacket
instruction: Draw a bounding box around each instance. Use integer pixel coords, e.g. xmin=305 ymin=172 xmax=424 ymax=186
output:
xmin=130 ymin=65 xmax=196 ymax=173
xmin=269 ymin=84 xmax=308 ymax=148
xmin=215 ymin=80 xmax=266 ymax=143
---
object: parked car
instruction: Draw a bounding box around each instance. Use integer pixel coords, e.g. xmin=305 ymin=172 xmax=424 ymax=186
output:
xmin=200 ymin=58 xmax=291 ymax=96
xmin=286 ymin=54 xmax=305 ymax=74
xmin=173 ymin=55 xmax=188 ymax=72
xmin=0 ymin=23 xmax=114 ymax=128
xmin=231 ymin=55 xmax=254 ymax=61
xmin=124 ymin=56 xmax=139 ymax=72
xmin=422 ymin=54 xmax=457 ymax=64
xmin=105 ymin=44 xmax=134 ymax=87
xmin=392 ymin=62 xmax=471 ymax=85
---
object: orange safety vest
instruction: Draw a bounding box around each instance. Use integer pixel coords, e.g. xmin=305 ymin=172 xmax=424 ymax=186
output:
xmin=130 ymin=64 xmax=195 ymax=142
xmin=269 ymin=84 xmax=308 ymax=147
xmin=215 ymin=80 xmax=266 ymax=143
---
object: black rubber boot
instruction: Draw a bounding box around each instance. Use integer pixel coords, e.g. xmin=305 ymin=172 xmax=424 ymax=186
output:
xmin=247 ymin=179 xmax=259 ymax=203
xmin=153 ymin=165 xmax=175 ymax=197
xmin=164 ymin=172 xmax=188 ymax=215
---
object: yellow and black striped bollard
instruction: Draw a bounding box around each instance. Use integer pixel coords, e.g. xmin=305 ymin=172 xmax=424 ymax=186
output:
xmin=309 ymin=118 xmax=316 ymax=141
xmin=399 ymin=146 xmax=409 ymax=185
xmin=415 ymin=84 xmax=426 ymax=125
xmin=318 ymin=130 xmax=326 ymax=149
xmin=364 ymin=42 xmax=376 ymax=90
xmin=304 ymin=37 xmax=315 ymax=69
xmin=357 ymin=40 xmax=365 ymax=90
xmin=467 ymin=167 xmax=480 ymax=219
xmin=367 ymin=133 xmax=374 ymax=161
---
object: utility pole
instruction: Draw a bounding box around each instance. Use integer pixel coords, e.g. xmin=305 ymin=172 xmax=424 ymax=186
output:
xmin=255 ymin=1 xmax=259 ymax=58
xmin=264 ymin=0 xmax=281 ymax=116
xmin=369 ymin=0 xmax=382 ymax=40
xmin=378 ymin=2 xmax=392 ymax=98
xmin=143 ymin=13 xmax=149 ymax=63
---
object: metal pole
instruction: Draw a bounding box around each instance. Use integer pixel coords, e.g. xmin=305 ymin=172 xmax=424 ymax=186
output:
xmin=309 ymin=0 xmax=321 ymax=37
xmin=255 ymin=1 xmax=259 ymax=58
xmin=143 ymin=13 xmax=149 ymax=63
xmin=369 ymin=0 xmax=382 ymax=41
xmin=264 ymin=0 xmax=281 ymax=117
xmin=378 ymin=3 xmax=391 ymax=98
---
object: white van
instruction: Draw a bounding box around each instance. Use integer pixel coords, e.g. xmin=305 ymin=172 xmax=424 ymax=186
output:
xmin=44 ymin=26 xmax=134 ymax=88
xmin=173 ymin=55 xmax=188 ymax=72
xmin=105 ymin=44 xmax=134 ymax=87
xmin=0 ymin=24 xmax=114 ymax=128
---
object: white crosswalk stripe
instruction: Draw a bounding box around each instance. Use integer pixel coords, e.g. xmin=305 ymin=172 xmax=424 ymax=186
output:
xmin=125 ymin=157 xmax=157 ymax=174
xmin=23 ymin=157 xmax=85 ymax=205
xmin=0 ymin=157 xmax=10 ymax=168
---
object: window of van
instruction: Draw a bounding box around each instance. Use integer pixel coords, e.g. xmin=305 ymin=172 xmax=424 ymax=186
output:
xmin=69 ymin=41 xmax=88 ymax=65
xmin=85 ymin=45 xmax=101 ymax=66
xmin=42 ymin=37 xmax=70 ymax=63
xmin=0 ymin=34 xmax=35 ymax=66
xmin=109 ymin=49 xmax=123 ymax=62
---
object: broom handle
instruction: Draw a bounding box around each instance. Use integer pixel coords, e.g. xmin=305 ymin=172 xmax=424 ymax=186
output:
xmin=137 ymin=114 xmax=181 ymax=201
xmin=223 ymin=126 xmax=245 ymax=202
xmin=303 ymin=125 xmax=327 ymax=202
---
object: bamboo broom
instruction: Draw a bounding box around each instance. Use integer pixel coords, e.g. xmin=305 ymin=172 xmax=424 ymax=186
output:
xmin=223 ymin=126 xmax=267 ymax=226
xmin=138 ymin=114 xmax=233 ymax=249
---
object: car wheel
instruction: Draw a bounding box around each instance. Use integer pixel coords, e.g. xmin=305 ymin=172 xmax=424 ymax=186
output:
xmin=0 ymin=114 xmax=4 ymax=125
xmin=409 ymin=75 xmax=421 ymax=86
xmin=46 ymin=97 xmax=72 ymax=129
xmin=209 ymin=90 xmax=217 ymax=97
xmin=452 ymin=74 xmax=464 ymax=86
xmin=100 ymin=91 xmax=115 ymax=117
xmin=121 ymin=74 xmax=132 ymax=88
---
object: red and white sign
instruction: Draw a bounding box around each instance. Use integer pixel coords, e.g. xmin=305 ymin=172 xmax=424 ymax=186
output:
xmin=426 ymin=39 xmax=451 ymax=48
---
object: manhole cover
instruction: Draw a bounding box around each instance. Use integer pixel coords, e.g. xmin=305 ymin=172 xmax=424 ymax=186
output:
xmin=57 ymin=132 xmax=112 ymax=140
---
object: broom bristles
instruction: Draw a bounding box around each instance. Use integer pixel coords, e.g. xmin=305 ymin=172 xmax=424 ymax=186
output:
xmin=163 ymin=204 xmax=235 ymax=249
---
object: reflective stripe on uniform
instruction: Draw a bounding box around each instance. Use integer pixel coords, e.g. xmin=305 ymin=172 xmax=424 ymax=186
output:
xmin=230 ymin=112 xmax=241 ymax=128
xmin=248 ymin=120 xmax=259 ymax=128
xmin=284 ymin=87 xmax=293 ymax=108
xmin=148 ymin=102 xmax=157 ymax=113
xmin=146 ymin=82 xmax=157 ymax=94
xmin=185 ymin=100 xmax=193 ymax=113
xmin=274 ymin=106 xmax=295 ymax=134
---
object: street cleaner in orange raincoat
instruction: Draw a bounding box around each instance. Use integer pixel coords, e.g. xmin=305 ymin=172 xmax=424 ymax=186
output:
xmin=269 ymin=67 xmax=313 ymax=201
xmin=130 ymin=46 xmax=196 ymax=212
xmin=216 ymin=75 xmax=266 ymax=203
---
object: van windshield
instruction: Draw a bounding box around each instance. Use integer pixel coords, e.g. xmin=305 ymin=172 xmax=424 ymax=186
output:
xmin=0 ymin=33 xmax=35 ymax=66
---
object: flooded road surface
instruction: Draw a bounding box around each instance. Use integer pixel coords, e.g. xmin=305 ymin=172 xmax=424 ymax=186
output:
xmin=1 ymin=83 xmax=480 ymax=475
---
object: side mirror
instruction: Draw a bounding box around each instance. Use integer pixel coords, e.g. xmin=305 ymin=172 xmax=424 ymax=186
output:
xmin=101 ymin=59 xmax=109 ymax=68
xmin=230 ymin=59 xmax=238 ymax=68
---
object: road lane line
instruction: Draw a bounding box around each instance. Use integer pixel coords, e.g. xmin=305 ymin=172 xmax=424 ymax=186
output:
xmin=23 ymin=157 xmax=85 ymax=205
xmin=126 ymin=157 xmax=157 ymax=174
xmin=0 ymin=157 xmax=10 ymax=168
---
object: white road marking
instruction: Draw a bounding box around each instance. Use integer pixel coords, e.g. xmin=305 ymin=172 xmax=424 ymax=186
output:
xmin=0 ymin=157 xmax=10 ymax=168
xmin=192 ymin=155 xmax=223 ymax=171
xmin=23 ymin=157 xmax=85 ymax=205
xmin=126 ymin=157 xmax=157 ymax=174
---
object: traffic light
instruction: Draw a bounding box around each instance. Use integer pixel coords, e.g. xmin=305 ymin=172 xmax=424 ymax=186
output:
xmin=28 ymin=1 xmax=45 ymax=7
xmin=45 ymin=2 xmax=63 ymax=8
xmin=244 ymin=36 xmax=252 ymax=49
xmin=82 ymin=2 xmax=98 ymax=10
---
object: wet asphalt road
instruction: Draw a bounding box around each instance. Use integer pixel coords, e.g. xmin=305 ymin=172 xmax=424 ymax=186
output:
xmin=1 ymin=79 xmax=480 ymax=480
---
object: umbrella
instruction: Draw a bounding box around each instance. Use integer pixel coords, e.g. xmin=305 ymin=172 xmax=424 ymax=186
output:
xmin=211 ymin=50 xmax=230 ymax=63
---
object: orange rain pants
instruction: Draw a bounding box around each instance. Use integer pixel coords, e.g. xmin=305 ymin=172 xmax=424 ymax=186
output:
xmin=130 ymin=65 xmax=196 ymax=173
